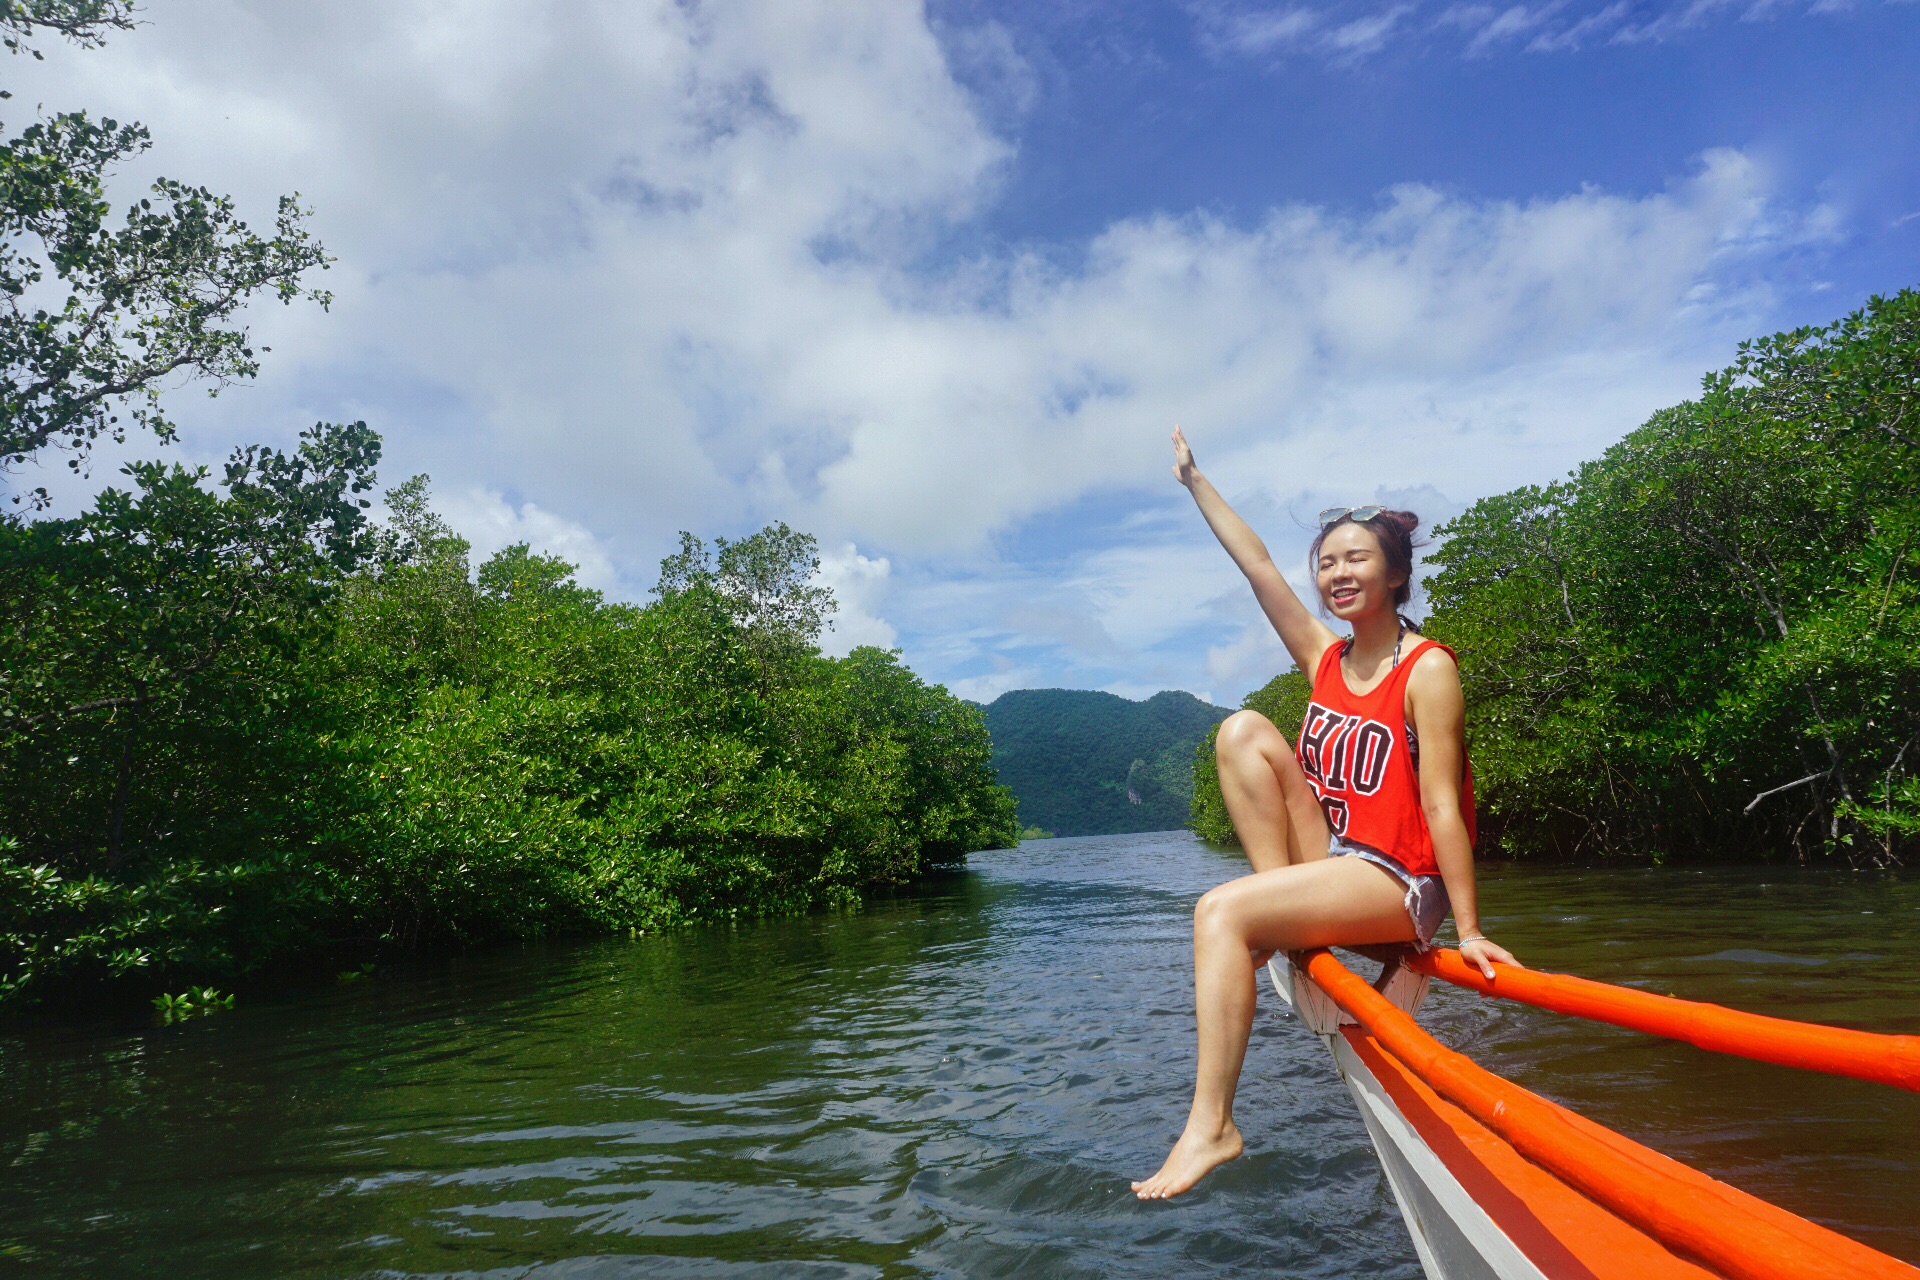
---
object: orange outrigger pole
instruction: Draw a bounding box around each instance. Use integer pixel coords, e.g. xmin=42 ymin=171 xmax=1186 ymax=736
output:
xmin=1409 ymin=948 xmax=1920 ymax=1094
xmin=1298 ymin=947 xmax=1920 ymax=1280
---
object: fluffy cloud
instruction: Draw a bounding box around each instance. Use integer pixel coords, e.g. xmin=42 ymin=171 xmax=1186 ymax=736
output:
xmin=947 ymin=662 xmax=1046 ymax=705
xmin=814 ymin=542 xmax=898 ymax=657
xmin=2 ymin=3 xmax=1832 ymax=699
xmin=434 ymin=487 xmax=623 ymax=594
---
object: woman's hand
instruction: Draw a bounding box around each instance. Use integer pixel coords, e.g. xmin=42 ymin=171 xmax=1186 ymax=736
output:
xmin=1458 ymin=935 xmax=1522 ymax=980
xmin=1171 ymin=425 xmax=1200 ymax=488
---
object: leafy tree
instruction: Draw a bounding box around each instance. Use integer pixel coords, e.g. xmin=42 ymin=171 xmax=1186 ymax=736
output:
xmin=838 ymin=646 xmax=1017 ymax=866
xmin=314 ymin=501 xmax=1016 ymax=950
xmin=1418 ymin=289 xmax=1920 ymax=864
xmin=1 ymin=1 xmax=135 ymax=56
xmin=0 ymin=422 xmax=378 ymax=1004
xmin=655 ymin=522 xmax=834 ymax=667
xmin=331 ymin=474 xmax=484 ymax=706
xmin=1 ymin=0 xmax=329 ymax=504
xmin=4 ymin=492 xmax=1019 ymax=1007
xmin=0 ymin=421 xmax=379 ymax=871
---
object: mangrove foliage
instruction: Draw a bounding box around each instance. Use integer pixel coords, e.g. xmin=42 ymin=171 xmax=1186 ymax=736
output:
xmin=0 ymin=464 xmax=1017 ymax=1011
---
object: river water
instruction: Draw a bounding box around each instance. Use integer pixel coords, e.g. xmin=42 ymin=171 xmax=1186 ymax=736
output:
xmin=3 ymin=832 xmax=1918 ymax=1277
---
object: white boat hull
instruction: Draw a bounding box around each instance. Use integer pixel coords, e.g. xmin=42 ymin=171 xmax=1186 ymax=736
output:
xmin=1269 ymin=956 xmax=1547 ymax=1280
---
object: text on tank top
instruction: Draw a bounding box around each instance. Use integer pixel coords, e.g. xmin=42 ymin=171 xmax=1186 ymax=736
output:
xmin=1294 ymin=636 xmax=1476 ymax=877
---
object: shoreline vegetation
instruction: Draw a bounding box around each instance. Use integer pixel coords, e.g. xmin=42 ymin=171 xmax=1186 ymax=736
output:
xmin=0 ymin=472 xmax=1020 ymax=1012
xmin=0 ymin=471 xmax=1020 ymax=1013
xmin=0 ymin=3 xmax=1013 ymax=1014
xmin=1192 ymin=289 xmax=1920 ymax=868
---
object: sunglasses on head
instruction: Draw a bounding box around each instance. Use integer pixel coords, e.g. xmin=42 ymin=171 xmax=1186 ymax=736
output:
xmin=1318 ymin=504 xmax=1384 ymax=528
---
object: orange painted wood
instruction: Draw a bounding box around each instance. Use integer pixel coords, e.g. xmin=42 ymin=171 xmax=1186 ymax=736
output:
xmin=1340 ymin=1026 xmax=1721 ymax=1280
xmin=1299 ymin=948 xmax=1920 ymax=1280
xmin=1410 ymin=948 xmax=1920 ymax=1093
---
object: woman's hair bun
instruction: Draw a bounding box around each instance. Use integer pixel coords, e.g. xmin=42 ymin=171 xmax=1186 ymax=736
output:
xmin=1376 ymin=509 xmax=1420 ymax=539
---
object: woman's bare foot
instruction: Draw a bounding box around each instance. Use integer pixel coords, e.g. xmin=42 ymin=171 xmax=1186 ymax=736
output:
xmin=1131 ymin=1119 xmax=1244 ymax=1199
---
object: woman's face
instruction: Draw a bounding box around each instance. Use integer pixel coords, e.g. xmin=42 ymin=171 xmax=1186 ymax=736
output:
xmin=1315 ymin=522 xmax=1404 ymax=622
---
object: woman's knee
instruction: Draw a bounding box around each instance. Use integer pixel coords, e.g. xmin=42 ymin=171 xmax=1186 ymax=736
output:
xmin=1217 ymin=710 xmax=1287 ymax=762
xmin=1194 ymin=883 xmax=1248 ymax=938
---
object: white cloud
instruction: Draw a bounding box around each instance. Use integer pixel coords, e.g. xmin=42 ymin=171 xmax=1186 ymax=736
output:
xmin=436 ymin=487 xmax=623 ymax=594
xmin=1327 ymin=5 xmax=1417 ymax=52
xmin=948 ymin=663 xmax=1043 ymax=704
xmin=0 ymin=4 xmax=1842 ymax=701
xmin=1208 ymin=621 xmax=1294 ymax=695
xmin=1523 ymin=0 xmax=1632 ymax=49
xmin=1450 ymin=2 xmax=1558 ymax=54
xmin=814 ymin=541 xmax=898 ymax=656
xmin=1202 ymin=0 xmax=1897 ymax=61
xmin=1206 ymin=7 xmax=1323 ymax=53
xmin=1069 ymin=540 xmax=1247 ymax=654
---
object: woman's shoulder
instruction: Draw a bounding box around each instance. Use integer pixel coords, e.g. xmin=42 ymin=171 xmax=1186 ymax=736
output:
xmin=1404 ymin=640 xmax=1462 ymax=695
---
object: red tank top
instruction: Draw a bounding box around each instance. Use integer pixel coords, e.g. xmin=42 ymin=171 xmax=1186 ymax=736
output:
xmin=1295 ymin=637 xmax=1475 ymax=876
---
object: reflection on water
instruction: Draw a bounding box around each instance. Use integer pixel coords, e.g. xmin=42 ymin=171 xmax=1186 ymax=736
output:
xmin=1 ymin=834 xmax=1916 ymax=1277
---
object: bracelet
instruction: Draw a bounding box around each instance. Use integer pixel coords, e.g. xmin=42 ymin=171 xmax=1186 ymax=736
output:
xmin=1458 ymin=933 xmax=1488 ymax=945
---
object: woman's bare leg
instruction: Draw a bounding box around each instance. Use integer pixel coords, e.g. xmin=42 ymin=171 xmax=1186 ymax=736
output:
xmin=1214 ymin=710 xmax=1331 ymax=874
xmin=1131 ymin=856 xmax=1414 ymax=1200
xmin=1214 ymin=710 xmax=1333 ymax=972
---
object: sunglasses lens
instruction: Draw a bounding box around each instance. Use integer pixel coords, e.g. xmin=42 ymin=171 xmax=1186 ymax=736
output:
xmin=1319 ymin=505 xmax=1386 ymax=527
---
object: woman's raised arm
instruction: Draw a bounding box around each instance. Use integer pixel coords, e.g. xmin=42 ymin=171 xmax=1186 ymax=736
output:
xmin=1172 ymin=426 xmax=1339 ymax=675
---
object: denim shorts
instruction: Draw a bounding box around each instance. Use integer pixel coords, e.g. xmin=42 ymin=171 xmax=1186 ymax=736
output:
xmin=1326 ymin=835 xmax=1451 ymax=950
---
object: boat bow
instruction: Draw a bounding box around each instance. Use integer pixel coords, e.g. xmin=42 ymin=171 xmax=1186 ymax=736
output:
xmin=1270 ymin=948 xmax=1920 ymax=1280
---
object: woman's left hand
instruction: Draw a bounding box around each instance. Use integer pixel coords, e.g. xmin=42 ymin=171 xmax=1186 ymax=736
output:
xmin=1459 ymin=935 xmax=1522 ymax=980
xmin=1171 ymin=425 xmax=1200 ymax=488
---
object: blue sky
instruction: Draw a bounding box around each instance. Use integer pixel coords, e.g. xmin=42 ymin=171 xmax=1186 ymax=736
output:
xmin=8 ymin=0 xmax=1918 ymax=705
xmin=949 ymin=1 xmax=1917 ymax=284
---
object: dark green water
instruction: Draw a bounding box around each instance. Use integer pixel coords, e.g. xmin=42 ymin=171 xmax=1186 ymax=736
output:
xmin=3 ymin=833 xmax=1918 ymax=1277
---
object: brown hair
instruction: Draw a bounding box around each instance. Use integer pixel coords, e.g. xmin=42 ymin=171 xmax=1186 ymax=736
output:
xmin=1309 ymin=508 xmax=1423 ymax=609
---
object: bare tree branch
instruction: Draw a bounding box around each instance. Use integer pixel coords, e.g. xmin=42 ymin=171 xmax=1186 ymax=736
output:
xmin=1744 ymin=771 xmax=1830 ymax=816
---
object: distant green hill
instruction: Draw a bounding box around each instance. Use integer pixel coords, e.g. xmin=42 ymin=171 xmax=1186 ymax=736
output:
xmin=980 ymin=689 xmax=1232 ymax=837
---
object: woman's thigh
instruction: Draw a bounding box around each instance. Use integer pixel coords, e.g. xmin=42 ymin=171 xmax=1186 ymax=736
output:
xmin=1198 ymin=856 xmax=1414 ymax=953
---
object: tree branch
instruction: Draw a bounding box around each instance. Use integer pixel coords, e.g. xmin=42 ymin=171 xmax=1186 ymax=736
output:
xmin=1744 ymin=771 xmax=1830 ymax=815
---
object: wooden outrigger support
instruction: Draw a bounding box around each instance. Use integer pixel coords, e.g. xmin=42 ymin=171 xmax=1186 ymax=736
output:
xmin=1282 ymin=947 xmax=1920 ymax=1280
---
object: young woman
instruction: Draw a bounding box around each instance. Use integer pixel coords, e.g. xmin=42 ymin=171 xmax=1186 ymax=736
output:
xmin=1132 ymin=426 xmax=1521 ymax=1201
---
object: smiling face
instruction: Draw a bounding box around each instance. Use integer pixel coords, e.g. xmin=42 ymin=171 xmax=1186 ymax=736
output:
xmin=1315 ymin=521 xmax=1407 ymax=622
